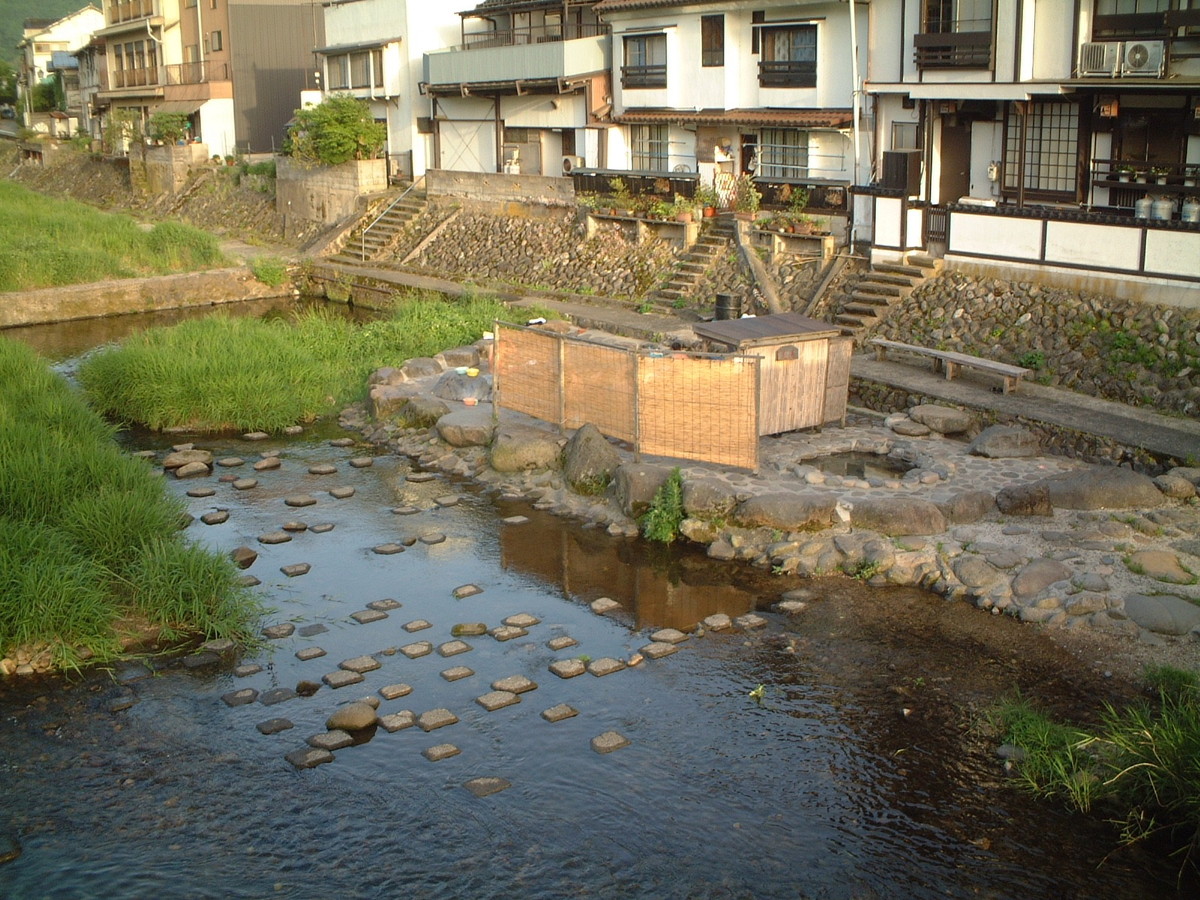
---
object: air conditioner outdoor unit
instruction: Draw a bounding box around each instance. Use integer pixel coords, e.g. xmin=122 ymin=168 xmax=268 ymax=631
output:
xmin=1121 ymin=40 xmax=1164 ymax=77
xmin=561 ymin=154 xmax=585 ymax=174
xmin=1078 ymin=41 xmax=1120 ymax=77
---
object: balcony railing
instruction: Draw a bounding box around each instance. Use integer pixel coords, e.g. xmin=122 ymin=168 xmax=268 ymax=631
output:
xmin=108 ymin=0 xmax=155 ymax=25
xmin=914 ymin=30 xmax=993 ymax=68
xmin=758 ymin=60 xmax=817 ymax=88
xmin=460 ymin=22 xmax=608 ymax=50
xmin=111 ymin=66 xmax=158 ymax=88
xmin=163 ymin=62 xmax=229 ymax=85
xmin=621 ymin=64 xmax=667 ymax=89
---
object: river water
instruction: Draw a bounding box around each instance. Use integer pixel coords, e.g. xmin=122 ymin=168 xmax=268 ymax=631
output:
xmin=0 ymin=307 xmax=1189 ymax=898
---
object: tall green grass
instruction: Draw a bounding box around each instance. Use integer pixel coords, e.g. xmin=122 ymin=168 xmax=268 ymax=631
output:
xmin=79 ymin=293 xmax=513 ymax=432
xmin=0 ymin=337 xmax=257 ymax=669
xmin=0 ymin=181 xmax=224 ymax=292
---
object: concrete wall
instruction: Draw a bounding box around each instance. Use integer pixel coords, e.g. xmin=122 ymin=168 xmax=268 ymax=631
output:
xmin=135 ymin=143 xmax=212 ymax=195
xmin=276 ymin=157 xmax=388 ymax=226
xmin=425 ymin=168 xmax=575 ymax=208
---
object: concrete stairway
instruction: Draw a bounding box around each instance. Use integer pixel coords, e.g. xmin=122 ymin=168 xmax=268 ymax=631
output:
xmin=646 ymin=215 xmax=735 ymax=311
xmin=327 ymin=187 xmax=427 ymax=265
xmin=834 ymin=252 xmax=942 ymax=335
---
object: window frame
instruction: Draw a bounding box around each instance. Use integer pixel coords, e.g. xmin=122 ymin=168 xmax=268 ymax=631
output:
xmin=701 ymin=15 xmax=724 ymax=67
xmin=631 ymin=123 xmax=669 ymax=172
xmin=622 ymin=33 xmax=667 ymax=89
xmin=1001 ymin=100 xmax=1081 ymax=201
xmin=758 ymin=24 xmax=817 ymax=88
xmin=758 ymin=128 xmax=810 ymax=180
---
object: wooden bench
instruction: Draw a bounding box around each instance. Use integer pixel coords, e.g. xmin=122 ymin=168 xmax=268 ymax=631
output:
xmin=870 ymin=338 xmax=1031 ymax=394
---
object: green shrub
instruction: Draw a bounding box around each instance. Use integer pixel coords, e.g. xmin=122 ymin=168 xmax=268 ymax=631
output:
xmin=642 ymin=468 xmax=685 ymax=544
xmin=284 ymin=94 xmax=385 ymax=166
xmin=250 ymin=256 xmax=288 ymax=287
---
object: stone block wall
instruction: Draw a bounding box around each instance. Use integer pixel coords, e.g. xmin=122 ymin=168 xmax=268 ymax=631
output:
xmin=276 ymin=157 xmax=387 ymax=230
xmin=425 ymin=169 xmax=575 ymax=211
xmin=136 ymin=143 xmax=211 ymax=195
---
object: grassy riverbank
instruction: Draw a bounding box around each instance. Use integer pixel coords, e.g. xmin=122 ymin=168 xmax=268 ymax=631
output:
xmin=0 ymin=338 xmax=256 ymax=670
xmin=78 ymin=293 xmax=514 ymax=432
xmin=0 ymin=181 xmax=224 ymax=292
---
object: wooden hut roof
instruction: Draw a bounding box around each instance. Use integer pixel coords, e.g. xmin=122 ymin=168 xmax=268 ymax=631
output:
xmin=693 ymin=313 xmax=840 ymax=350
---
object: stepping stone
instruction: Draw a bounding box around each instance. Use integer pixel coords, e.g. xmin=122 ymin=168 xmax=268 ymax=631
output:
xmin=258 ymin=531 xmax=291 ymax=545
xmin=423 ymin=743 xmax=460 ymax=762
xmin=282 ymin=521 xmax=308 ymax=532
xmin=243 ymin=431 xmax=269 ymax=441
xmin=330 ymin=438 xmax=356 ymax=447
xmin=435 ymin=495 xmax=460 ymax=507
xmin=234 ymin=664 xmax=263 ymax=677
xmin=256 ymin=718 xmax=293 ymax=735
xmin=776 ymin=600 xmax=807 ymax=614
xmin=254 ymin=457 xmax=281 ymax=471
xmin=476 ymin=691 xmax=520 ymax=712
xmin=407 ymin=472 xmax=437 ymax=483
xmin=309 ymin=464 xmax=337 ymax=475
xmin=307 ymin=730 xmax=353 ymax=751
xmin=216 ymin=457 xmax=244 ymax=467
xmin=379 ymin=683 xmax=413 ymax=700
xmin=232 ymin=478 xmax=258 ymax=491
xmin=262 ymin=623 xmax=295 ymax=639
xmin=453 ymin=584 xmax=483 ymax=599
xmin=182 ymin=652 xmax=220 ymax=669
xmin=230 ymin=547 xmax=257 ymax=569
xmin=591 ymin=731 xmax=631 ymax=754
xmin=237 ymin=575 xmax=261 ymax=587
xmin=368 ymin=598 xmax=402 ymax=611
xmin=417 ymin=708 xmax=459 ymax=732
xmin=329 ymin=486 xmax=356 ymax=499
xmin=703 ymin=613 xmax=732 ymax=631
xmin=188 ymin=486 xmax=217 ymax=498
xmin=297 ymin=624 xmax=328 ymax=637
xmin=283 ymin=426 xmax=303 ymax=435
xmin=501 ymin=516 xmax=529 ymax=525
xmin=492 ymin=675 xmax=537 ymax=694
xmin=591 ymin=598 xmax=621 ymax=615
xmin=640 ymin=642 xmax=679 ymax=660
xmin=351 ymin=609 xmax=388 ymax=624
xmin=549 ymin=659 xmax=586 ymax=679
xmin=325 ymin=702 xmax=378 ymax=732
xmin=378 ymin=711 xmax=416 ymax=733
xmin=373 ymin=543 xmax=405 ymax=555
xmin=403 ymin=620 xmax=432 ymax=632
xmin=310 ymin=523 xmax=335 ymax=534
xmin=736 ymin=613 xmax=768 ymax=630
xmin=420 ymin=533 xmax=447 ymax=545
xmin=285 ymin=495 xmax=317 ymax=508
xmin=200 ymin=636 xmax=235 ymax=653
xmin=339 ymin=655 xmax=382 ymax=674
xmin=259 ymin=688 xmax=298 ymax=706
xmin=464 ymin=777 xmax=512 ymax=798
xmin=490 ymin=626 xmax=527 ymax=642
xmin=588 ymin=658 xmax=626 ymax=677
xmin=503 ymin=613 xmax=540 ymax=628
xmin=451 ymin=623 xmax=488 ymax=637
xmin=322 ymin=670 xmax=364 ymax=689
xmin=438 ymin=640 xmax=472 ymax=657
xmin=547 ymin=636 xmax=578 ymax=651
xmin=281 ymin=563 xmax=311 ymax=578
xmin=285 ymin=748 xmax=333 ymax=769
xmin=296 ymin=681 xmax=321 ymax=697
xmin=541 ymin=704 xmax=578 ymax=724
xmin=650 ymin=628 xmax=688 ymax=645
xmin=441 ymin=666 xmax=474 ymax=682
xmin=401 ymin=641 xmax=433 ymax=659
xmin=349 ymin=457 xmax=374 ymax=468
xmin=392 ymin=506 xmax=421 ymax=516
xmin=295 ymin=647 xmax=326 ymax=661
xmin=222 ymin=688 xmax=258 ymax=707
xmin=201 ymin=511 xmax=230 ymax=526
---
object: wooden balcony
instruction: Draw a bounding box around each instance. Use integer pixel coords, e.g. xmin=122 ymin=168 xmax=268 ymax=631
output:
xmin=913 ymin=31 xmax=993 ymax=69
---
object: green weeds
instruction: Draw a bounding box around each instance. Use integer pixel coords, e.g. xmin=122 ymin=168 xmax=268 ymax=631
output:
xmin=641 ymin=467 xmax=684 ymax=544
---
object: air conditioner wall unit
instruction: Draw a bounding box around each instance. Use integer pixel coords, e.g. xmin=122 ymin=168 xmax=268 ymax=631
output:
xmin=561 ymin=154 xmax=585 ymax=174
xmin=1078 ymin=41 xmax=1120 ymax=77
xmin=1121 ymin=40 xmax=1164 ymax=76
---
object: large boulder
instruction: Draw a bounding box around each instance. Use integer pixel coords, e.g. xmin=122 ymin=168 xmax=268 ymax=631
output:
xmin=436 ymin=408 xmax=496 ymax=447
xmin=953 ymin=555 xmax=1006 ymax=590
xmin=400 ymin=396 xmax=451 ymax=427
xmin=1126 ymin=550 xmax=1197 ymax=585
xmin=432 ymin=372 xmax=491 ymax=402
xmin=1011 ymin=558 xmax=1071 ymax=600
xmin=908 ymin=404 xmax=971 ymax=435
xmin=163 ymin=448 xmax=212 ymax=470
xmin=401 ymin=357 xmax=443 ymax=379
xmin=937 ymin=490 xmax=996 ymax=524
xmin=735 ymin=494 xmax=836 ymax=532
xmin=1037 ymin=467 xmax=1164 ymax=510
xmin=368 ymin=367 xmax=407 ymax=387
xmin=968 ymin=425 xmax=1040 ymax=459
xmin=848 ymin=498 xmax=946 ymax=536
xmin=996 ymin=483 xmax=1053 ymax=517
xmin=682 ymin=479 xmax=738 ymax=518
xmin=1123 ymin=594 xmax=1200 ymax=636
xmin=326 ymin=701 xmax=378 ymax=731
xmin=369 ymin=384 xmax=417 ymax=419
xmin=613 ymin=463 xmax=673 ymax=518
xmin=438 ymin=345 xmax=481 ymax=368
xmin=489 ymin=425 xmax=561 ymax=473
xmin=562 ymin=424 xmax=621 ymax=495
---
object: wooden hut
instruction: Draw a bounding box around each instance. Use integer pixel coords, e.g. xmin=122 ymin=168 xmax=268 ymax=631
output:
xmin=693 ymin=313 xmax=852 ymax=435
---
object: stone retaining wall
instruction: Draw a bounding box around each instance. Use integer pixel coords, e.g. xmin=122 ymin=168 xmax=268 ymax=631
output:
xmin=426 ymin=169 xmax=576 ymax=209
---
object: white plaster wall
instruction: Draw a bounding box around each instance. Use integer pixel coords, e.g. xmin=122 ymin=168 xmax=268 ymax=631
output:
xmin=874 ymin=196 xmax=902 ymax=247
xmin=905 ymin=206 xmax=923 ymax=249
xmin=1045 ymin=222 xmax=1140 ymax=271
xmin=1145 ymin=231 xmax=1200 ymax=279
xmin=198 ymin=98 xmax=236 ymax=159
xmin=967 ymin=120 xmax=1002 ymax=200
xmin=1030 ymin=0 xmax=1074 ymax=80
xmin=950 ymin=212 xmax=1042 ymax=258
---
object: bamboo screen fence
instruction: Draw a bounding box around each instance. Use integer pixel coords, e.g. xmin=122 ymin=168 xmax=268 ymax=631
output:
xmin=494 ymin=323 xmax=760 ymax=471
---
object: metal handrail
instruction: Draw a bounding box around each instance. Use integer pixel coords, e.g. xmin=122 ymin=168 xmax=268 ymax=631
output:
xmin=359 ymin=175 xmax=424 ymax=261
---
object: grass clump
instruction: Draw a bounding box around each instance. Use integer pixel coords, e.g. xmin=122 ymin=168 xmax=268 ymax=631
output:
xmin=0 ymin=181 xmax=224 ymax=292
xmin=993 ymin=666 xmax=1200 ymax=873
xmin=249 ymin=256 xmax=288 ymax=287
xmin=0 ymin=338 xmax=256 ymax=669
xmin=79 ymin=293 xmax=512 ymax=433
xmin=642 ymin=467 xmax=685 ymax=544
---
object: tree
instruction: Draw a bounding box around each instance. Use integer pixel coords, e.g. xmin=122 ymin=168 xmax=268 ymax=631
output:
xmin=284 ymin=94 xmax=385 ymax=166
xmin=31 ymin=78 xmax=61 ymax=113
xmin=0 ymin=61 xmax=16 ymax=107
xmin=149 ymin=111 xmax=189 ymax=144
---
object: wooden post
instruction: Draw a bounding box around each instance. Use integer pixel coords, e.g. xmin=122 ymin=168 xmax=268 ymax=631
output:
xmin=557 ymin=332 xmax=566 ymax=433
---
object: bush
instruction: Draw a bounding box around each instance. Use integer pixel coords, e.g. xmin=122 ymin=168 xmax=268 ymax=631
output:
xmin=284 ymin=94 xmax=385 ymax=166
xmin=642 ymin=468 xmax=685 ymax=543
xmin=250 ymin=256 xmax=288 ymax=287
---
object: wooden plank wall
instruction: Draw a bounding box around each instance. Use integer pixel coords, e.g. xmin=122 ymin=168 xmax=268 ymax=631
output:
xmin=757 ymin=339 xmax=829 ymax=435
xmin=823 ymin=337 xmax=853 ymax=425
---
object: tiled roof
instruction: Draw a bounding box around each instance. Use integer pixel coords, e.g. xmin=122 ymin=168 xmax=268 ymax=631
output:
xmin=595 ymin=0 xmax=724 ymax=11
xmin=614 ymin=107 xmax=854 ymax=129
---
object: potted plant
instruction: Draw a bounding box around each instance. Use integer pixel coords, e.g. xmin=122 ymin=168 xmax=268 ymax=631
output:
xmin=672 ymin=194 xmax=695 ymax=223
xmin=694 ymin=184 xmax=719 ymax=217
xmin=731 ymin=175 xmax=761 ymax=221
xmin=608 ymin=177 xmax=634 ymax=216
xmin=1184 ymin=165 xmax=1199 ymax=188
xmin=1152 ymin=165 xmax=1171 ymax=185
xmin=1115 ymin=163 xmax=1135 ymax=182
xmin=1134 ymin=167 xmax=1149 ymax=183
xmin=791 ymin=215 xmax=815 ymax=235
xmin=577 ymin=192 xmax=601 ymax=215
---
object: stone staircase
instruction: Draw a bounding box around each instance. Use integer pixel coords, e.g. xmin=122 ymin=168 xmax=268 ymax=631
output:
xmin=327 ymin=186 xmax=427 ymax=265
xmin=645 ymin=215 xmax=735 ymax=311
xmin=834 ymin=252 xmax=942 ymax=336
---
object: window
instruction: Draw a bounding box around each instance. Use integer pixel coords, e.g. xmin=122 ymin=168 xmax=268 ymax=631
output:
xmin=892 ymin=122 xmax=919 ymax=150
xmin=759 ymin=25 xmax=816 ymax=88
xmin=701 ymin=15 xmax=724 ymax=67
xmin=917 ymin=0 xmax=993 ymax=67
xmin=758 ymin=129 xmax=809 ymax=179
xmin=326 ymin=55 xmax=348 ymax=90
xmin=631 ymin=124 xmax=668 ymax=171
xmin=923 ymin=0 xmax=993 ymax=33
xmin=1003 ymin=101 xmax=1080 ymax=197
xmin=210 ymin=31 xmax=222 ymax=52
xmin=623 ymin=33 xmax=666 ymax=88
xmin=1093 ymin=0 xmax=1177 ymax=38
xmin=350 ymin=52 xmax=371 ymax=88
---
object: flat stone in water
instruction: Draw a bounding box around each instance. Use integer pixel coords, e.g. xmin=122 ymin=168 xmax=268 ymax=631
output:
xmin=297 ymin=624 xmax=328 ymax=637
xmin=309 ymin=464 xmax=337 ymax=475
xmin=703 ymin=614 xmax=732 ymax=631
xmin=281 ymin=563 xmax=311 ymax=578
xmin=188 ymin=486 xmax=217 ymax=498
xmin=254 ymin=457 xmax=281 ymax=471
xmin=243 ymin=431 xmax=269 ymax=441
xmin=379 ymin=683 xmax=413 ymax=700
xmin=541 ymin=704 xmax=578 ymax=723
xmin=340 ymin=655 xmax=382 ymax=674
xmin=256 ymin=718 xmax=293 ymax=735
xmin=232 ymin=478 xmax=258 ymax=491
xmin=262 ymin=623 xmax=295 ymax=639
xmin=441 ymin=666 xmax=474 ymax=682
xmin=401 ymin=641 xmax=433 ymax=659
xmin=476 ymin=691 xmax=520 ymax=712
xmin=201 ymin=510 xmax=230 ymax=526
xmin=330 ymin=438 xmax=356 ymax=447
xmin=438 ymin=640 xmax=472 ymax=657
xmin=492 ymin=675 xmax=537 ymax=694
xmin=322 ymin=670 xmax=364 ymax=689
xmin=260 ymin=688 xmax=298 ymax=706
xmin=217 ymin=473 xmax=237 ymax=483
xmin=650 ymin=628 xmax=688 ymax=644
xmin=307 ymin=730 xmax=353 ymax=751
xmin=503 ymin=613 xmax=540 ymax=628
xmin=591 ymin=597 xmax=621 ymax=615
xmin=378 ymin=711 xmax=415 ymax=733
xmin=234 ymin=664 xmax=263 ymax=677
xmin=258 ymin=531 xmax=291 ymax=545
xmin=464 ymin=777 xmax=511 ymax=798
xmin=222 ymin=688 xmax=258 ymax=707
xmin=351 ymin=609 xmax=388 ymax=625
xmin=588 ymin=658 xmax=626 ymax=677
xmin=452 ymin=584 xmax=483 ymax=600
xmin=547 ymin=636 xmax=578 ymax=651
xmin=237 ymin=574 xmax=261 ymax=587
xmin=369 ymin=598 xmax=402 ymax=611
xmin=407 ymin=472 xmax=437 ymax=483
xmin=549 ymin=659 xmax=586 ymax=679
xmin=310 ymin=523 xmax=335 ymax=534
xmin=423 ymin=743 xmax=460 ymax=762
xmin=285 ymin=495 xmax=317 ymax=508
xmin=640 ymin=642 xmax=679 ymax=660
xmin=392 ymin=506 xmax=421 ymax=516
xmin=502 ymin=516 xmax=529 ymax=525
xmin=349 ymin=457 xmax=374 ymax=468
xmin=295 ymin=647 xmax=326 ymax=661
xmin=404 ymin=620 xmax=432 ymax=632
xmin=736 ymin=613 xmax=768 ymax=630
xmin=373 ymin=543 xmax=405 ymax=555
xmin=282 ymin=521 xmax=308 ymax=533
xmin=451 ymin=622 xmax=488 ymax=637
xmin=283 ymin=425 xmax=303 ymax=436
xmin=490 ymin=625 xmax=527 ymax=642
xmin=285 ymin=747 xmax=333 ymax=769
xmin=216 ymin=457 xmax=244 ymax=468
xmin=591 ymin=731 xmax=631 ymax=754
xmin=182 ymin=651 xmax=221 ymax=669
xmin=420 ymin=533 xmax=447 ymax=545
xmin=329 ymin=486 xmax=356 ymax=499
xmin=417 ymin=708 xmax=459 ymax=731
xmin=435 ymin=495 xmax=460 ymax=507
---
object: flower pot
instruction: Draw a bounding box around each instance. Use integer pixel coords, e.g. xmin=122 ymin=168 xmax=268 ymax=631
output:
xmin=703 ymin=206 xmax=716 ymax=218
xmin=675 ymin=211 xmax=693 ymax=223
xmin=1118 ymin=174 xmax=1130 ymax=183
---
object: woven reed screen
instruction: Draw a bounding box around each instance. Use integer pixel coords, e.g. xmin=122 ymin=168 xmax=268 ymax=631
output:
xmin=495 ymin=323 xmax=759 ymax=471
